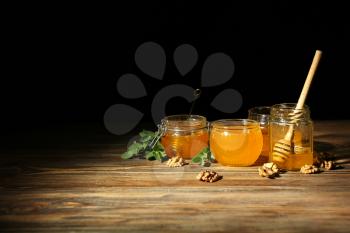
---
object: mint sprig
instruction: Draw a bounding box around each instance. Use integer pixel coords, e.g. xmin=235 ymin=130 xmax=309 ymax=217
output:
xmin=121 ymin=130 xmax=167 ymax=161
xmin=191 ymin=147 xmax=214 ymax=167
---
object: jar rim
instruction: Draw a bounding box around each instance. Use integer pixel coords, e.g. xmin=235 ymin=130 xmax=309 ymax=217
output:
xmin=248 ymin=106 xmax=271 ymax=116
xmin=271 ymin=103 xmax=309 ymax=111
xmin=162 ymin=114 xmax=206 ymax=121
xmin=162 ymin=114 xmax=207 ymax=131
xmin=211 ymin=119 xmax=260 ymax=130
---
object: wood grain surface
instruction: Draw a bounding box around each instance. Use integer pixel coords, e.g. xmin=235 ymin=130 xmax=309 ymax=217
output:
xmin=0 ymin=121 xmax=350 ymax=233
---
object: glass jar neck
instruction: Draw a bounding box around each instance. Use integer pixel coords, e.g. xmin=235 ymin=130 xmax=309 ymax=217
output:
xmin=248 ymin=106 xmax=270 ymax=125
xmin=270 ymin=103 xmax=311 ymax=123
xmin=211 ymin=119 xmax=260 ymax=130
xmin=161 ymin=115 xmax=207 ymax=132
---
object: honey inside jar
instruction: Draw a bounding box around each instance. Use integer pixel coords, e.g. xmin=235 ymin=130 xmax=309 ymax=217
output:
xmin=270 ymin=126 xmax=313 ymax=170
xmin=210 ymin=119 xmax=263 ymax=166
xmin=160 ymin=115 xmax=208 ymax=159
xmin=260 ymin=127 xmax=270 ymax=160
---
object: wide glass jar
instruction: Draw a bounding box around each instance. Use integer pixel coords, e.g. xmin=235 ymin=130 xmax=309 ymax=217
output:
xmin=160 ymin=115 xmax=209 ymax=159
xmin=269 ymin=103 xmax=314 ymax=170
xmin=210 ymin=119 xmax=263 ymax=166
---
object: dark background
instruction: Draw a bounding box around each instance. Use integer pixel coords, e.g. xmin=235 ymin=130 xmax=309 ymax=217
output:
xmin=1 ymin=1 xmax=349 ymax=135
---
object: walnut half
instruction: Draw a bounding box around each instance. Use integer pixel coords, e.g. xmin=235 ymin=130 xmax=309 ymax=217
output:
xmin=258 ymin=162 xmax=280 ymax=178
xmin=300 ymin=164 xmax=320 ymax=174
xmin=166 ymin=156 xmax=188 ymax=167
xmin=321 ymin=160 xmax=338 ymax=170
xmin=314 ymin=151 xmax=336 ymax=167
xmin=196 ymin=170 xmax=222 ymax=182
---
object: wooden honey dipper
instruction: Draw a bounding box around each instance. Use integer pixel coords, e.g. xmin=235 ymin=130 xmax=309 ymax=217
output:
xmin=272 ymin=50 xmax=322 ymax=164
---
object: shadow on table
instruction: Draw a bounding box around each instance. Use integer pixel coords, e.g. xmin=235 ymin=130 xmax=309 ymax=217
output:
xmin=315 ymin=140 xmax=350 ymax=165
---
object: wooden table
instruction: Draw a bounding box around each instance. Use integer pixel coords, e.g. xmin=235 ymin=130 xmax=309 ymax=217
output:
xmin=1 ymin=121 xmax=350 ymax=232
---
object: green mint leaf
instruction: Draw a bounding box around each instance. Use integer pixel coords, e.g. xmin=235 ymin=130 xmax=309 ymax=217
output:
xmin=145 ymin=151 xmax=156 ymax=160
xmin=201 ymin=159 xmax=211 ymax=167
xmin=191 ymin=147 xmax=210 ymax=164
xmin=147 ymin=148 xmax=166 ymax=161
xmin=121 ymin=129 xmax=167 ymax=161
xmin=129 ymin=142 xmax=144 ymax=152
xmin=191 ymin=154 xmax=203 ymax=163
xmin=156 ymin=150 xmax=167 ymax=161
xmin=121 ymin=150 xmax=135 ymax=160
xmin=153 ymin=151 xmax=160 ymax=161
xmin=139 ymin=130 xmax=155 ymax=138
xmin=153 ymin=141 xmax=164 ymax=151
xmin=121 ymin=142 xmax=144 ymax=160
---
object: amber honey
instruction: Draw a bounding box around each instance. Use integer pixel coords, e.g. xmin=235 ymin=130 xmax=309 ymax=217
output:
xmin=210 ymin=119 xmax=263 ymax=166
xmin=283 ymin=151 xmax=313 ymax=171
xmin=248 ymin=106 xmax=270 ymax=165
xmin=161 ymin=130 xmax=208 ymax=159
xmin=270 ymin=128 xmax=313 ymax=170
xmin=160 ymin=115 xmax=209 ymax=159
xmin=260 ymin=127 xmax=270 ymax=160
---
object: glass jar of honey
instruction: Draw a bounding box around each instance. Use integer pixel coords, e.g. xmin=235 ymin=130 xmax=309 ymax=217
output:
xmin=210 ymin=119 xmax=263 ymax=166
xmin=269 ymin=103 xmax=313 ymax=170
xmin=160 ymin=115 xmax=209 ymax=159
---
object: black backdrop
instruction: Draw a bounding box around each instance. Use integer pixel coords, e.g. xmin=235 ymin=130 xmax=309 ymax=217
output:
xmin=2 ymin=1 xmax=349 ymax=133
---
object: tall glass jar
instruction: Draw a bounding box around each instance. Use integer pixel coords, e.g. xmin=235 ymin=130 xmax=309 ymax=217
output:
xmin=269 ymin=103 xmax=314 ymax=170
xmin=160 ymin=115 xmax=209 ymax=159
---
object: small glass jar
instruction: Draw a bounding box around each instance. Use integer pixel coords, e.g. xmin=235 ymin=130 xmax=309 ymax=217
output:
xmin=210 ymin=119 xmax=263 ymax=166
xmin=269 ymin=103 xmax=313 ymax=170
xmin=248 ymin=106 xmax=270 ymax=165
xmin=160 ymin=115 xmax=209 ymax=159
